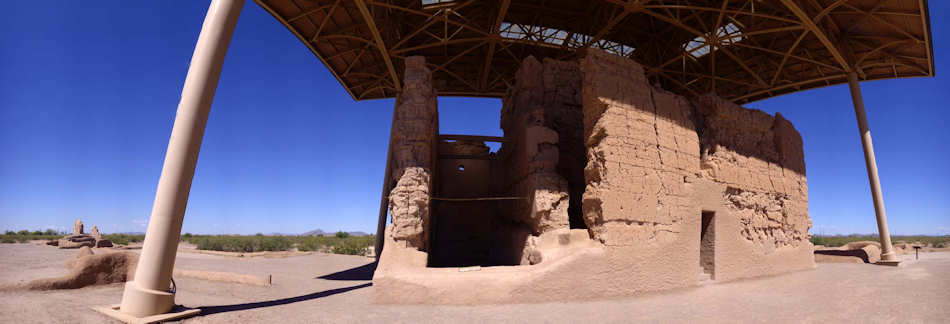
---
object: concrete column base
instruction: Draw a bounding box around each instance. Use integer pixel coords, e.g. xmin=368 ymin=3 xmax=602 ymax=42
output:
xmin=875 ymin=260 xmax=902 ymax=267
xmin=876 ymin=251 xmax=901 ymax=266
xmin=93 ymin=304 xmax=200 ymax=324
xmin=117 ymin=281 xmax=175 ymax=317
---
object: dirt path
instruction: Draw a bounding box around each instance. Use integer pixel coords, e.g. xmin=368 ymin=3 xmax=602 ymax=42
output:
xmin=1 ymin=244 xmax=947 ymax=323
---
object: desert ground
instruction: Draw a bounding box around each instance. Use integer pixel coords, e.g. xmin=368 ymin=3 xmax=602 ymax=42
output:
xmin=0 ymin=243 xmax=947 ymax=323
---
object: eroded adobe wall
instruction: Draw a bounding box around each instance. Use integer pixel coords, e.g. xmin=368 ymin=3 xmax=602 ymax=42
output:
xmin=580 ymin=50 xmax=701 ymax=247
xmin=538 ymin=58 xmax=587 ymax=228
xmin=579 ymin=48 xmax=812 ymax=287
xmin=496 ymin=56 xmax=571 ymax=234
xmin=387 ymin=56 xmax=439 ymax=251
xmin=692 ymin=94 xmax=813 ymax=281
xmin=376 ymin=51 xmax=813 ymax=304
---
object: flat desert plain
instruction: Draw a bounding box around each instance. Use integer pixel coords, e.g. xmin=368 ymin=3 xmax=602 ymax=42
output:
xmin=1 ymin=243 xmax=947 ymax=323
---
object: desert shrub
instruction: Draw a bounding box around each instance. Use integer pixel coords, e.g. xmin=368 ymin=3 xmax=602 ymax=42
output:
xmin=295 ymin=236 xmax=325 ymax=252
xmin=104 ymin=234 xmax=145 ymax=245
xmin=259 ymin=236 xmax=292 ymax=251
xmin=335 ymin=231 xmax=350 ymax=238
xmin=181 ymin=233 xmax=375 ymax=256
xmin=332 ymin=240 xmax=368 ymax=255
xmin=0 ymin=229 xmax=64 ymax=243
xmin=190 ymin=235 xmax=292 ymax=253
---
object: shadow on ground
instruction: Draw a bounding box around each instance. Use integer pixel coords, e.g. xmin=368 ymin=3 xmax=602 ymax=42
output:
xmin=814 ymin=250 xmax=871 ymax=263
xmin=197 ymin=282 xmax=371 ymax=316
xmin=316 ymin=262 xmax=377 ymax=281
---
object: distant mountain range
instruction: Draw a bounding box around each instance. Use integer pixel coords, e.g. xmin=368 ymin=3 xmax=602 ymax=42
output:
xmin=300 ymin=229 xmax=371 ymax=237
xmin=301 ymin=229 xmax=327 ymax=236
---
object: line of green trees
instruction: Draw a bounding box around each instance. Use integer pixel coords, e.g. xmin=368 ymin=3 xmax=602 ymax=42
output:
xmin=1 ymin=229 xmax=64 ymax=243
xmin=810 ymin=234 xmax=949 ymax=247
xmin=1 ymin=230 xmax=374 ymax=256
xmin=181 ymin=232 xmax=373 ymax=255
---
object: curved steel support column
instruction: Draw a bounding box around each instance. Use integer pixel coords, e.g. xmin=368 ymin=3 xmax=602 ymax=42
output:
xmin=118 ymin=0 xmax=244 ymax=317
xmin=847 ymin=71 xmax=899 ymax=264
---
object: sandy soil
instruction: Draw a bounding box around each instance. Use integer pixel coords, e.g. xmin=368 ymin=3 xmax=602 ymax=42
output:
xmin=1 ymin=243 xmax=947 ymax=323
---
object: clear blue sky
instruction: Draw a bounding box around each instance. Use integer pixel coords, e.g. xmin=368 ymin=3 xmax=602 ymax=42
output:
xmin=1 ymin=1 xmax=947 ymax=235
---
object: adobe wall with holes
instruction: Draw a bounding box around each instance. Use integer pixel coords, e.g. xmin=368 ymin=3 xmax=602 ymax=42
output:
xmin=374 ymin=51 xmax=813 ymax=304
xmin=579 ymin=49 xmax=813 ymax=287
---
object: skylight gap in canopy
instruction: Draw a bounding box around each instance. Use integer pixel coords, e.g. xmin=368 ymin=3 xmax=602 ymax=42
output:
xmin=499 ymin=22 xmax=635 ymax=57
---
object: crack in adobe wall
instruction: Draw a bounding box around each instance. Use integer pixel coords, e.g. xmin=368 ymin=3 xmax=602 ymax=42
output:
xmin=580 ymin=50 xmax=697 ymax=246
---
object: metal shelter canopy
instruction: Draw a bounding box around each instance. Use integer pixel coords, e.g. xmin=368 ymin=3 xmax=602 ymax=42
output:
xmin=255 ymin=0 xmax=934 ymax=103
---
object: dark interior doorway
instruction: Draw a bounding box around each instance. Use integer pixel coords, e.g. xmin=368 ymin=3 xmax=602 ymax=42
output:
xmin=700 ymin=211 xmax=715 ymax=278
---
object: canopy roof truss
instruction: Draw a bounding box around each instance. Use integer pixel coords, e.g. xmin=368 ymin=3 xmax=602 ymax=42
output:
xmin=256 ymin=0 xmax=934 ymax=103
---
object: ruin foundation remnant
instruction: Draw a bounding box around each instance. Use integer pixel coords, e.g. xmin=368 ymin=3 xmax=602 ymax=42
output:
xmin=373 ymin=50 xmax=813 ymax=304
xmin=47 ymin=219 xmax=114 ymax=249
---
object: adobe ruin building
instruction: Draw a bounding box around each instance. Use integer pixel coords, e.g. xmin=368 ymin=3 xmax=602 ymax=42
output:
xmin=101 ymin=0 xmax=934 ymax=320
xmin=374 ymin=50 xmax=813 ymax=303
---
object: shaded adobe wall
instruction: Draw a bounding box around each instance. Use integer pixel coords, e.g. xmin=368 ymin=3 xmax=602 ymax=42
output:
xmin=579 ymin=48 xmax=813 ymax=285
xmin=495 ymin=56 xmax=571 ymax=234
xmin=430 ymin=140 xmax=528 ymax=266
xmin=387 ymin=56 xmax=439 ymax=251
xmin=692 ymin=94 xmax=813 ymax=281
xmin=538 ymin=58 xmax=587 ymax=228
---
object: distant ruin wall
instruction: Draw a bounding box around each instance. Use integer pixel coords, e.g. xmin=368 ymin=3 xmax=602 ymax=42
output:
xmin=388 ymin=56 xmax=439 ymax=250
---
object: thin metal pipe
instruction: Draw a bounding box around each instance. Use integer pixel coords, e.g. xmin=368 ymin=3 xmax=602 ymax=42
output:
xmin=847 ymin=71 xmax=899 ymax=263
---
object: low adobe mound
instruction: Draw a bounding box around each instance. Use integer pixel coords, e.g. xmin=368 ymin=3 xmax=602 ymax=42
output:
xmin=23 ymin=248 xmax=138 ymax=290
xmin=814 ymin=241 xmax=881 ymax=264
